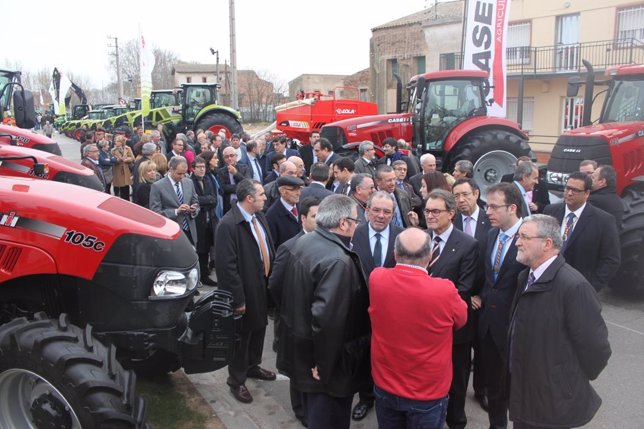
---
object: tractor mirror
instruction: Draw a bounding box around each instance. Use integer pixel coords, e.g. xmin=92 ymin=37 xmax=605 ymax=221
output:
xmin=33 ymin=163 xmax=47 ymax=176
xmin=13 ymin=89 xmax=37 ymax=129
xmin=567 ymin=78 xmax=581 ymax=97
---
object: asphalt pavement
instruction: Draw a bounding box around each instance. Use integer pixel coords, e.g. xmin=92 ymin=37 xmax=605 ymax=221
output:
xmin=53 ymin=131 xmax=644 ymax=428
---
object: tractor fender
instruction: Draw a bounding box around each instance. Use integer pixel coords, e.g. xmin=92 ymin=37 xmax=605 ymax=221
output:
xmin=0 ymin=241 xmax=57 ymax=283
xmin=195 ymin=104 xmax=242 ymax=124
xmin=444 ymin=116 xmax=528 ymax=153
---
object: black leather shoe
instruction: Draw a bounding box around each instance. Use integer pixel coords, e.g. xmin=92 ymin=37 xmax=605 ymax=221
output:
xmin=247 ymin=366 xmax=276 ymax=381
xmin=351 ymin=401 xmax=373 ymax=421
xmin=299 ymin=416 xmax=309 ymax=427
xmin=475 ymin=393 xmax=489 ymax=412
xmin=230 ymin=384 xmax=253 ymax=403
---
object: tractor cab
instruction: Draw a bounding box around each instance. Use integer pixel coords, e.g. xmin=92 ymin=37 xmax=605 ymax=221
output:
xmin=409 ymin=70 xmax=489 ymax=155
xmin=181 ymin=83 xmax=219 ymax=125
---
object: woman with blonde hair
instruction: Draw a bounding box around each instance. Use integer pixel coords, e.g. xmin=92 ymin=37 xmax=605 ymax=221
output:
xmin=151 ymin=152 xmax=168 ymax=176
xmin=111 ymin=134 xmax=135 ymax=200
xmin=134 ymin=160 xmax=158 ymax=208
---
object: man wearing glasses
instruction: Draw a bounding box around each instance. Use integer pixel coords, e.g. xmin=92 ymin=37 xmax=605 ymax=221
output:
xmin=543 ymin=172 xmax=620 ymax=291
xmin=278 ymin=195 xmax=370 ymax=429
xmin=423 ymin=189 xmax=478 ymax=429
xmin=477 ymin=182 xmax=526 ymax=429
xmin=218 ymin=146 xmax=251 ymax=214
xmin=80 ymin=143 xmax=106 ymax=189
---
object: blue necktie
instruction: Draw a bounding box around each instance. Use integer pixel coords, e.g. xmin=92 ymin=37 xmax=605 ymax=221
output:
xmin=253 ymin=158 xmax=262 ymax=182
xmin=373 ymin=233 xmax=382 ymax=267
xmin=175 ymin=182 xmax=190 ymax=231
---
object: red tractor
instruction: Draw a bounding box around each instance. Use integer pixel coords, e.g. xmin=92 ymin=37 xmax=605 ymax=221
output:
xmin=547 ymin=61 xmax=644 ymax=294
xmin=0 ymin=71 xmax=236 ymax=427
xmin=275 ymin=87 xmax=378 ymax=143
xmin=320 ymin=70 xmax=532 ymax=194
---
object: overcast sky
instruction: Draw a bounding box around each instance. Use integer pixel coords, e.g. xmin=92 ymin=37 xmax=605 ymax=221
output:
xmin=4 ymin=0 xmax=429 ymax=91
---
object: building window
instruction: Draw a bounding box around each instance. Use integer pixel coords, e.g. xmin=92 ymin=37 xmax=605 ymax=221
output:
xmin=202 ymin=76 xmax=207 ymax=83
xmin=359 ymin=88 xmax=368 ymax=101
xmin=617 ymin=5 xmax=644 ymax=47
xmin=389 ymin=58 xmax=399 ymax=79
xmin=507 ymin=97 xmax=534 ymax=132
xmin=415 ymin=56 xmax=426 ymax=74
xmin=507 ymin=22 xmax=531 ymax=65
xmin=561 ymin=97 xmax=584 ymax=132
xmin=186 ymin=77 xmax=192 ymax=83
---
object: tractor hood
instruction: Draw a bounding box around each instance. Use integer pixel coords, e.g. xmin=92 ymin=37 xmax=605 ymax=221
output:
xmin=321 ymin=112 xmax=413 ymax=149
xmin=0 ymin=124 xmax=62 ymax=155
xmin=564 ymin=121 xmax=643 ymax=143
xmin=0 ymin=177 xmax=181 ymax=279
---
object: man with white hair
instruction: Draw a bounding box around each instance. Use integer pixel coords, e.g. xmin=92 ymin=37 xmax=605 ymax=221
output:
xmin=353 ymin=140 xmax=377 ymax=178
xmin=410 ymin=153 xmax=437 ymax=197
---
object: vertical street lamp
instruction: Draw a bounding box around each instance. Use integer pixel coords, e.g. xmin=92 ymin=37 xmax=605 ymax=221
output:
xmin=209 ymin=48 xmax=220 ymax=90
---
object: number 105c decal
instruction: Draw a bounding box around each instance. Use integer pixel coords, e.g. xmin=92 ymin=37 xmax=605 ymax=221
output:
xmin=63 ymin=230 xmax=106 ymax=252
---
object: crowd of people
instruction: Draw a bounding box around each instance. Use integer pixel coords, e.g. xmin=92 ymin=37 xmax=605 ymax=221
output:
xmin=77 ymin=127 xmax=616 ymax=429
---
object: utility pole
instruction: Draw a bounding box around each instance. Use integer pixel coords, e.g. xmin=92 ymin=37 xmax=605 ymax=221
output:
xmin=210 ymin=48 xmax=220 ymax=98
xmin=229 ymin=0 xmax=238 ymax=110
xmin=107 ymin=36 xmax=124 ymax=102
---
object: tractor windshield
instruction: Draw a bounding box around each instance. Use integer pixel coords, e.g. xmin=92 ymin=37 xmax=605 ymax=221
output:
xmin=603 ymin=78 xmax=644 ymax=123
xmin=0 ymin=70 xmax=19 ymax=113
xmin=421 ymin=79 xmax=484 ymax=150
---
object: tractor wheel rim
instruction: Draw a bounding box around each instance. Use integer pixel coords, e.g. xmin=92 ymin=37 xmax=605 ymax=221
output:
xmin=473 ymin=150 xmax=518 ymax=200
xmin=0 ymin=369 xmax=81 ymax=429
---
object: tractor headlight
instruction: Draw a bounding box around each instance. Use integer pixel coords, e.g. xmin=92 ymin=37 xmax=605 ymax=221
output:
xmin=547 ymin=171 xmax=569 ymax=186
xmin=150 ymin=268 xmax=199 ymax=299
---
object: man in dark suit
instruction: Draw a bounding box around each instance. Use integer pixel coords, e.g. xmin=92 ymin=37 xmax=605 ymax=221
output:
xmin=243 ymin=140 xmax=266 ymax=184
xmin=543 ymin=172 xmax=620 ymax=291
xmin=452 ymin=178 xmax=491 ymax=411
xmin=218 ymin=146 xmax=252 ymax=214
xmin=353 ymin=140 xmax=377 ymax=178
xmin=424 ymin=189 xmax=478 ymax=429
xmin=501 ymin=157 xmax=549 ymax=214
xmin=263 ymin=153 xmax=286 ymax=184
xmin=149 ymin=155 xmax=200 ymax=245
xmin=299 ymin=130 xmax=320 ymax=174
xmin=375 ymin=165 xmax=413 ymax=228
xmin=409 ymin=153 xmax=437 ymax=198
xmin=266 ymin=176 xmax=304 ymax=249
xmin=313 ymin=137 xmax=340 ymax=167
xmin=215 ymin=179 xmax=276 ymax=404
xmin=350 ymin=190 xmax=403 ymax=421
xmin=268 ymin=196 xmax=320 ymax=427
xmin=590 ymin=164 xmax=623 ymax=230
xmin=268 ymin=136 xmax=299 ymax=170
xmin=300 ymin=162 xmax=334 ymax=201
xmin=477 ymin=183 xmax=526 ymax=429
xmin=332 ymin=157 xmax=355 ymax=195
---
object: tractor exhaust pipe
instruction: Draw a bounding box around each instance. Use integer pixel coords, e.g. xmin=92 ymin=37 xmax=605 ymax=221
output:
xmin=582 ymin=60 xmax=594 ymax=126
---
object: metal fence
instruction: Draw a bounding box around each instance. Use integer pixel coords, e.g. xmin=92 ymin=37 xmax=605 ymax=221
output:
xmin=440 ymin=38 xmax=644 ymax=74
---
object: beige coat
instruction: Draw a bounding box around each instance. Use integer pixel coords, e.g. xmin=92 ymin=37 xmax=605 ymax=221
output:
xmin=111 ymin=145 xmax=135 ymax=186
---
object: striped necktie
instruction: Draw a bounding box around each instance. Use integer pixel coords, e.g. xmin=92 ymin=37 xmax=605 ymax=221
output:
xmin=175 ymin=182 xmax=190 ymax=231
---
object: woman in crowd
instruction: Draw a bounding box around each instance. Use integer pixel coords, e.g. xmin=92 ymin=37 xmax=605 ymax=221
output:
xmin=190 ymin=156 xmax=218 ymax=285
xmin=135 ymin=160 xmax=157 ymax=208
xmin=419 ymin=170 xmax=451 ymax=199
xmin=97 ymin=140 xmax=116 ymax=194
xmin=111 ymin=134 xmax=135 ymax=200
xmin=199 ymin=150 xmax=224 ymax=271
xmin=151 ymin=151 xmax=168 ymax=177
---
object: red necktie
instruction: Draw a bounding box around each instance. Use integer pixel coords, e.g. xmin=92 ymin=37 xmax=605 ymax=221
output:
xmin=291 ymin=206 xmax=298 ymax=217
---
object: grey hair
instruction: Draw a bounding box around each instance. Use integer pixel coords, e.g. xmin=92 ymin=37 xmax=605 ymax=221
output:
xmin=367 ymin=190 xmax=395 ymax=208
xmin=420 ymin=153 xmax=436 ymax=164
xmin=350 ymin=173 xmax=370 ymax=194
xmin=455 ymin=160 xmax=473 ymax=176
xmin=427 ymin=189 xmax=457 ymax=212
xmin=82 ymin=143 xmax=97 ymax=156
xmin=358 ymin=140 xmax=374 ymax=155
xmin=514 ymin=161 xmax=536 ymax=182
xmin=168 ymin=155 xmax=187 ymax=170
xmin=394 ymin=229 xmax=432 ymax=265
xmin=142 ymin=142 xmax=157 ymax=156
xmin=524 ymin=214 xmax=563 ymax=249
xmin=236 ymin=178 xmax=262 ymax=201
xmin=316 ymin=194 xmax=357 ymax=229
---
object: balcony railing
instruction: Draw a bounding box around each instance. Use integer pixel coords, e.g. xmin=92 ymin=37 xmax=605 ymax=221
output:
xmin=440 ymin=38 xmax=644 ymax=74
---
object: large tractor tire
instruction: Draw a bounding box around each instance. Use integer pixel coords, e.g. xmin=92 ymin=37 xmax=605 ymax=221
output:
xmin=196 ymin=112 xmax=242 ymax=139
xmin=446 ymin=129 xmax=532 ymax=198
xmin=0 ymin=313 xmax=148 ymax=429
xmin=610 ymin=185 xmax=644 ymax=295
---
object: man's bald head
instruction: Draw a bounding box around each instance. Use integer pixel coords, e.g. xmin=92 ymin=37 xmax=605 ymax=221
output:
xmin=279 ymin=160 xmax=297 ymax=176
xmin=394 ymin=228 xmax=433 ymax=267
xmin=288 ymin=156 xmax=305 ymax=176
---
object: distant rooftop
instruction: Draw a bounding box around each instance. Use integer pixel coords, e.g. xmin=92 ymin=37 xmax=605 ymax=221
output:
xmin=372 ymin=0 xmax=463 ymax=30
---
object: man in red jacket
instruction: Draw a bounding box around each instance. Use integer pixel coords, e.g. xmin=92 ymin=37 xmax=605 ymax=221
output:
xmin=369 ymin=227 xmax=468 ymax=429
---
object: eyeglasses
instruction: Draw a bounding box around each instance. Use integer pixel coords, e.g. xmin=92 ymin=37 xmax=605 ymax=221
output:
xmin=424 ymin=208 xmax=450 ymax=216
xmin=517 ymin=234 xmax=547 ymax=241
xmin=564 ymin=186 xmax=586 ymax=194
xmin=453 ymin=191 xmax=473 ymax=199
xmin=484 ymin=204 xmax=509 ymax=211
xmin=345 ymin=216 xmax=361 ymax=225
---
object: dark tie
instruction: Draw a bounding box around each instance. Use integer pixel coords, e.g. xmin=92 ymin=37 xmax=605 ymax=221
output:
xmin=373 ymin=233 xmax=382 ymax=268
xmin=175 ymin=182 xmax=190 ymax=231
xmin=253 ymin=158 xmax=262 ymax=181
xmin=428 ymin=236 xmax=441 ymax=272
xmin=562 ymin=212 xmax=576 ymax=242
xmin=493 ymin=233 xmax=509 ymax=281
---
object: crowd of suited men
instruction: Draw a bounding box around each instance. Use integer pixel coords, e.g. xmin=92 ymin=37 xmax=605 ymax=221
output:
xmin=78 ymin=127 xmax=618 ymax=429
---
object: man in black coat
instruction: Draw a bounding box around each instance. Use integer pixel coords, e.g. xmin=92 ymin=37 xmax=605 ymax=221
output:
xmin=299 ymin=130 xmax=320 ymax=174
xmin=375 ymin=165 xmax=413 ymax=228
xmin=218 ymin=146 xmax=252 ymax=214
xmin=300 ymin=162 xmax=334 ymax=201
xmin=452 ymin=178 xmax=492 ymax=411
xmin=276 ymin=195 xmax=370 ymax=429
xmin=590 ymin=164 xmax=623 ymax=230
xmin=349 ymin=191 xmax=403 ymax=421
xmin=215 ymin=179 xmax=276 ymax=404
xmin=509 ymin=214 xmax=611 ymax=429
xmin=477 ymin=183 xmax=526 ymax=429
xmin=543 ymin=172 xmax=621 ymax=291
xmin=501 ymin=157 xmax=550 ymax=214
xmin=424 ymin=189 xmax=478 ymax=429
xmin=268 ymin=196 xmax=321 ymax=428
xmin=266 ymin=176 xmax=304 ymax=249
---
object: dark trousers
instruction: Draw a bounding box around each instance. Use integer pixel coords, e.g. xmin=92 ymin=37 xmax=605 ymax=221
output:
xmin=373 ymin=384 xmax=448 ymax=429
xmin=481 ymin=332 xmax=508 ymax=429
xmin=198 ymin=252 xmax=210 ymax=277
xmin=514 ymin=423 xmax=569 ymax=429
xmin=306 ymin=392 xmax=352 ymax=429
xmin=227 ymin=326 xmax=266 ymax=387
xmin=446 ymin=341 xmax=471 ymax=429
xmin=290 ymin=381 xmax=307 ymax=421
xmin=114 ymin=185 xmax=130 ymax=201
xmin=471 ymin=313 xmax=486 ymax=396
